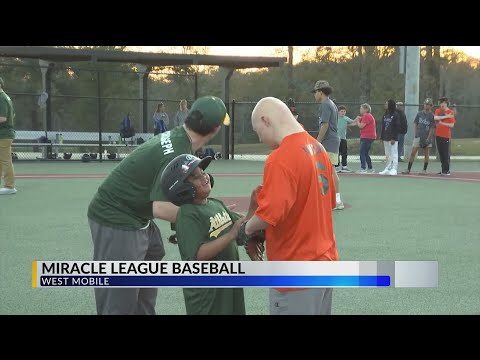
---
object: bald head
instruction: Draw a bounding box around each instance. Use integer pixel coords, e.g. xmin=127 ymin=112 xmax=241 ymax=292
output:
xmin=251 ymin=97 xmax=305 ymax=149
xmin=252 ymin=97 xmax=296 ymax=126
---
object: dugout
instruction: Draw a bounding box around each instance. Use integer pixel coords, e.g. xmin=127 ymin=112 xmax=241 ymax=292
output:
xmin=0 ymin=46 xmax=286 ymax=160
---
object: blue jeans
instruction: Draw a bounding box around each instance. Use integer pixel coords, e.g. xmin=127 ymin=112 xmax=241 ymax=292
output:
xmin=397 ymin=134 xmax=405 ymax=158
xmin=360 ymin=138 xmax=375 ymax=170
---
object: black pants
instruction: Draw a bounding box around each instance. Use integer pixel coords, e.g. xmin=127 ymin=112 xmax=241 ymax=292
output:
xmin=436 ymin=136 xmax=450 ymax=173
xmin=338 ymin=139 xmax=348 ymax=167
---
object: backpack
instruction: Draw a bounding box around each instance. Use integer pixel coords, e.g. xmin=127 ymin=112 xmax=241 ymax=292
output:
xmin=120 ymin=114 xmax=136 ymax=139
xmin=204 ymin=148 xmax=216 ymax=158
xmin=397 ymin=110 xmax=408 ymax=135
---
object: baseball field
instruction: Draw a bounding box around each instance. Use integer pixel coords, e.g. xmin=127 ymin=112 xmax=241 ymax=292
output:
xmin=1 ymin=159 xmax=479 ymax=315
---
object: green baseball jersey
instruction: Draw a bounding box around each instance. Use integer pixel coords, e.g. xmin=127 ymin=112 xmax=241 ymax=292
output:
xmin=87 ymin=127 xmax=192 ymax=229
xmin=0 ymin=91 xmax=15 ymax=139
xmin=176 ymin=198 xmax=245 ymax=315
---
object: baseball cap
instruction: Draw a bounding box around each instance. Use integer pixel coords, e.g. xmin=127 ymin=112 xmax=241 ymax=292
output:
xmin=424 ymin=98 xmax=433 ymax=105
xmin=189 ymin=96 xmax=230 ymax=127
xmin=311 ymin=80 xmax=331 ymax=93
xmin=0 ymin=77 xmax=4 ymax=87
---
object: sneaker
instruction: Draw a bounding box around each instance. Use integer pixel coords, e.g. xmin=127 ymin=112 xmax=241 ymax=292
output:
xmin=441 ymin=171 xmax=451 ymax=176
xmin=387 ymin=169 xmax=398 ymax=176
xmin=401 ymin=170 xmax=410 ymax=174
xmin=334 ymin=201 xmax=345 ymax=210
xmin=379 ymin=168 xmax=391 ymax=175
xmin=0 ymin=187 xmax=17 ymax=195
xmin=358 ymin=169 xmax=368 ymax=174
xmin=341 ymin=166 xmax=352 ymax=173
xmin=418 ymin=170 xmax=427 ymax=175
xmin=367 ymin=168 xmax=375 ymax=174
xmin=335 ymin=166 xmax=342 ymax=173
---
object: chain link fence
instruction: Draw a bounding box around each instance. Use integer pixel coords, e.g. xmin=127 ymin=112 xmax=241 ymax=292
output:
xmin=3 ymin=58 xmax=479 ymax=163
xmin=229 ymin=100 xmax=480 ymax=163
xmin=3 ymin=61 xmax=197 ymax=161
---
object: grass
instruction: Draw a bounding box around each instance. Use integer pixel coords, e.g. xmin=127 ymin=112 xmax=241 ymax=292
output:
xmin=1 ymin=161 xmax=479 ymax=315
xmin=203 ymin=138 xmax=480 ymax=156
xmin=450 ymin=138 xmax=480 ymax=155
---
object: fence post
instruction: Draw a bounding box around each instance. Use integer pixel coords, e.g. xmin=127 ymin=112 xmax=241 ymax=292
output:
xmin=221 ymin=67 xmax=234 ymax=160
xmin=231 ymin=99 xmax=235 ymax=160
xmin=194 ymin=72 xmax=198 ymax=100
xmin=97 ymin=70 xmax=103 ymax=162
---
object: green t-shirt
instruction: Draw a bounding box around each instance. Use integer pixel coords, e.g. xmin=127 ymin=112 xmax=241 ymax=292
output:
xmin=337 ymin=115 xmax=353 ymax=140
xmin=176 ymin=198 xmax=245 ymax=315
xmin=0 ymin=91 xmax=16 ymax=139
xmin=87 ymin=127 xmax=192 ymax=229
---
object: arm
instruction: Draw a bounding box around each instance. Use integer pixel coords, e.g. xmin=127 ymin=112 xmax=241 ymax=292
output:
xmin=427 ymin=127 xmax=435 ymax=141
xmin=317 ymin=122 xmax=329 ymax=143
xmin=244 ymin=163 xmax=296 ymax=235
xmin=174 ymin=112 xmax=180 ymax=127
xmin=196 ymin=218 xmax=244 ymax=260
xmin=316 ymin=103 xmax=332 ymax=143
xmin=245 ymin=185 xmax=263 ymax=220
xmin=434 ymin=114 xmax=454 ymax=121
xmin=152 ymin=201 xmax=179 ymax=223
xmin=164 ymin=113 xmax=170 ymax=126
xmin=347 ymin=116 xmax=358 ymax=127
xmin=245 ymin=214 xmax=270 ymax=235
xmin=0 ymin=100 xmax=7 ymax=123
xmin=438 ymin=120 xmax=455 ymax=128
xmin=357 ymin=116 xmax=367 ymax=129
xmin=379 ymin=117 xmax=384 ymax=141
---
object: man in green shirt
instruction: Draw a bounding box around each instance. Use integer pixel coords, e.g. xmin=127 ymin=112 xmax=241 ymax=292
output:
xmin=0 ymin=77 xmax=17 ymax=195
xmin=87 ymin=96 xmax=230 ymax=315
xmin=160 ymin=153 xmax=249 ymax=315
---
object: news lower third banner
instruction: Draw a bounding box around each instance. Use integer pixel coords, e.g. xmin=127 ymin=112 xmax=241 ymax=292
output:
xmin=32 ymin=261 xmax=438 ymax=288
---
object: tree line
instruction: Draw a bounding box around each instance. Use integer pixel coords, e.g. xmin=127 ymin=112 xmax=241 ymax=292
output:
xmin=1 ymin=46 xmax=479 ymax=139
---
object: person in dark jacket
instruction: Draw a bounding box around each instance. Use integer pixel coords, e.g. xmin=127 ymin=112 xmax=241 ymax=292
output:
xmin=379 ymin=99 xmax=400 ymax=176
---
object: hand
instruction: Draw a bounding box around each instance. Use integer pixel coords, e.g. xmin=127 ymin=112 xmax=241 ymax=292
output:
xmin=229 ymin=217 xmax=245 ymax=241
xmin=237 ymin=220 xmax=265 ymax=246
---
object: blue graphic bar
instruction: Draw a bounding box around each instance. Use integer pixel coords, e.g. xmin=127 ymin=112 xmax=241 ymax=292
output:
xmin=39 ymin=275 xmax=390 ymax=287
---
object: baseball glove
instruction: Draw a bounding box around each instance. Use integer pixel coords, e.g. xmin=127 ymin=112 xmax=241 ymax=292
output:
xmin=238 ymin=222 xmax=266 ymax=261
xmin=244 ymin=233 xmax=266 ymax=261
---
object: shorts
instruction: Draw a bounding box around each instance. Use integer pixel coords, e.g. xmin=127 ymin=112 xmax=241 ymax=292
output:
xmin=412 ymin=137 xmax=432 ymax=148
xmin=327 ymin=152 xmax=338 ymax=165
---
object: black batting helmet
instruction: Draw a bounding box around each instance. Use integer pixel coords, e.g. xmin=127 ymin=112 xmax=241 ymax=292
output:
xmin=160 ymin=154 xmax=212 ymax=206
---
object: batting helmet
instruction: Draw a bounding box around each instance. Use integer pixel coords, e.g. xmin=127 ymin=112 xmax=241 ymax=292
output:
xmin=160 ymin=154 xmax=213 ymax=206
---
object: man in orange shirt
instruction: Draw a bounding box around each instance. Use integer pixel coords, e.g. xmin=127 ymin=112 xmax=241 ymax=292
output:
xmin=240 ymin=96 xmax=338 ymax=315
xmin=434 ymin=97 xmax=456 ymax=175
